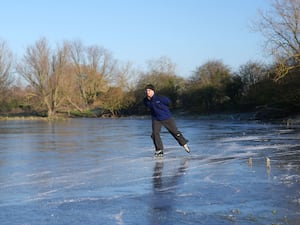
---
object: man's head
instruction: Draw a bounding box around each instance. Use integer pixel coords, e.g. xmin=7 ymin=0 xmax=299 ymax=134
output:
xmin=145 ymin=84 xmax=155 ymax=98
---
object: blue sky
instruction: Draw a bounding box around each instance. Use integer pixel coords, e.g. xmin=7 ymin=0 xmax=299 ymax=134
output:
xmin=1 ymin=0 xmax=271 ymax=77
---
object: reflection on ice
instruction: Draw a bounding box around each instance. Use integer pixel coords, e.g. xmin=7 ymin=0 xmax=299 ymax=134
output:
xmin=150 ymin=159 xmax=189 ymax=224
xmin=0 ymin=118 xmax=299 ymax=224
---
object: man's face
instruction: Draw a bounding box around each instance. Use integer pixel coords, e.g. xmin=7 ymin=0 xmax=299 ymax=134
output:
xmin=146 ymin=89 xmax=154 ymax=98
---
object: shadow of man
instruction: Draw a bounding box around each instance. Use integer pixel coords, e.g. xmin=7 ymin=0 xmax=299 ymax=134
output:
xmin=150 ymin=158 xmax=189 ymax=224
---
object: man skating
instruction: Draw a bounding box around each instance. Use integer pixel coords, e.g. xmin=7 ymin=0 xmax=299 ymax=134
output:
xmin=143 ymin=84 xmax=190 ymax=156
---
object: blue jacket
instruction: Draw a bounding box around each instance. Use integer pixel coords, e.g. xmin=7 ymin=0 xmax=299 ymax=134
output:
xmin=144 ymin=94 xmax=172 ymax=121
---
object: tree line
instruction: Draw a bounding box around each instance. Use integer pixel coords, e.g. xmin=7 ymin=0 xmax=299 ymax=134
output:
xmin=0 ymin=0 xmax=299 ymax=119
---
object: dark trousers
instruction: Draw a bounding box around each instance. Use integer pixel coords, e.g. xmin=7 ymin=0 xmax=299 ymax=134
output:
xmin=151 ymin=117 xmax=188 ymax=151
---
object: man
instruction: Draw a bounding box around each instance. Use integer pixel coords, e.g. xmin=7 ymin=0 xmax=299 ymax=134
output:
xmin=143 ymin=84 xmax=190 ymax=156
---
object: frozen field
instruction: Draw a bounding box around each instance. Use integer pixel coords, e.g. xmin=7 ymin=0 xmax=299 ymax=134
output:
xmin=0 ymin=117 xmax=299 ymax=225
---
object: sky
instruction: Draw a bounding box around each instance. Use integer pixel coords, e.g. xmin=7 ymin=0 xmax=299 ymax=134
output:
xmin=0 ymin=0 xmax=271 ymax=78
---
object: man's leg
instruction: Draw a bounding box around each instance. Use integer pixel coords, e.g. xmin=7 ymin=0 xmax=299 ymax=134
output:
xmin=151 ymin=119 xmax=164 ymax=152
xmin=162 ymin=118 xmax=189 ymax=147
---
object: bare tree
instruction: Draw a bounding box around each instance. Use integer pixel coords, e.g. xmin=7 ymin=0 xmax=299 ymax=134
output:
xmin=0 ymin=40 xmax=14 ymax=113
xmin=50 ymin=42 xmax=70 ymax=114
xmin=0 ymin=40 xmax=13 ymax=97
xmin=238 ymin=61 xmax=268 ymax=94
xmin=112 ymin=62 xmax=135 ymax=90
xmin=147 ymin=56 xmax=177 ymax=76
xmin=192 ymin=60 xmax=232 ymax=87
xmin=140 ymin=56 xmax=183 ymax=90
xmin=68 ymin=40 xmax=113 ymax=110
xmin=253 ymin=0 xmax=300 ymax=80
xmin=100 ymin=62 xmax=136 ymax=116
xmin=136 ymin=57 xmax=184 ymax=108
xmin=16 ymin=38 xmax=67 ymax=117
xmin=101 ymin=87 xmax=125 ymax=116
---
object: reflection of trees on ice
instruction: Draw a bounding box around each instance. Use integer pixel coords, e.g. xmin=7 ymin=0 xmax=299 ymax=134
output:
xmin=150 ymin=159 xmax=189 ymax=224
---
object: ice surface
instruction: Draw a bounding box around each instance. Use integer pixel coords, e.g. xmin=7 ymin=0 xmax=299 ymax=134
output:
xmin=0 ymin=118 xmax=299 ymax=224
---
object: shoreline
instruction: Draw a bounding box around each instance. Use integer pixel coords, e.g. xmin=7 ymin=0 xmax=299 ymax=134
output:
xmin=1 ymin=112 xmax=300 ymax=126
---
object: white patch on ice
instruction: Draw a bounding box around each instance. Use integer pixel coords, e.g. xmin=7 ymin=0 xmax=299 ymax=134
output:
xmin=217 ymin=136 xmax=259 ymax=142
xmin=280 ymin=174 xmax=300 ymax=184
xmin=113 ymin=209 xmax=124 ymax=225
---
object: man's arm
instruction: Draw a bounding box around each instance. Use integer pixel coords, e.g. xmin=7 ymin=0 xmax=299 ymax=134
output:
xmin=161 ymin=96 xmax=171 ymax=106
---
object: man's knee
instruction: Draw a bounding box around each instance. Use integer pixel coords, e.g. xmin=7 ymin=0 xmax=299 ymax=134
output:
xmin=151 ymin=132 xmax=160 ymax=139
